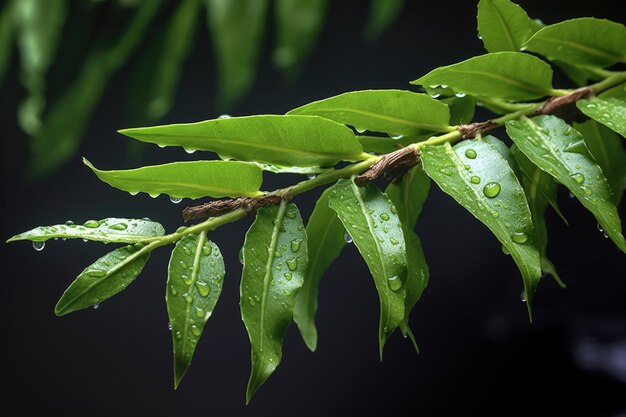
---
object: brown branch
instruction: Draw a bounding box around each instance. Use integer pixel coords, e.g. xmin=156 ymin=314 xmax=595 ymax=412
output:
xmin=457 ymin=120 xmax=499 ymax=139
xmin=182 ymin=195 xmax=281 ymax=222
xmin=532 ymin=86 xmax=593 ymax=123
xmin=354 ymin=146 xmax=420 ymax=186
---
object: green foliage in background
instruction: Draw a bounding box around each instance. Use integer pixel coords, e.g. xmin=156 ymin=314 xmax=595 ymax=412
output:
xmin=7 ymin=0 xmax=626 ymax=404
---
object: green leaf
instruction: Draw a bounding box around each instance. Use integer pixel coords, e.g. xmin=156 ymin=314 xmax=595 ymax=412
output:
xmin=0 ymin=0 xmax=16 ymax=89
xmin=28 ymin=0 xmax=164 ymax=179
xmin=328 ymin=179 xmax=406 ymax=356
xmin=411 ymin=52 xmax=554 ymax=101
xmin=55 ymin=245 xmax=150 ymax=316
xmin=421 ymin=139 xmax=542 ymax=314
xmin=84 ymin=159 xmax=263 ymax=199
xmin=577 ymin=97 xmax=626 ymax=138
xmin=523 ymin=18 xmax=626 ymax=67
xmin=119 ymin=115 xmax=364 ymax=168
xmin=273 ymin=0 xmax=328 ymax=77
xmin=556 ymin=61 xmax=601 ymax=87
xmin=477 ymin=0 xmax=540 ymax=52
xmin=7 ymin=217 xmax=165 ymax=244
xmin=205 ymin=0 xmax=268 ymax=108
xmin=241 ymin=201 xmax=307 ymax=403
xmin=15 ymin=0 xmax=68 ymax=135
xmin=443 ymin=95 xmax=476 ymax=125
xmin=288 ymin=90 xmax=452 ymax=137
xmin=293 ymin=188 xmax=345 ymax=352
xmin=512 ymin=147 xmax=565 ymax=287
xmin=128 ymin=0 xmax=201 ymax=123
xmin=385 ymin=166 xmax=430 ymax=345
xmin=575 ymin=120 xmax=626 ymax=204
xmin=506 ymin=115 xmax=626 ymax=253
xmin=166 ymin=231 xmax=224 ymax=389
xmin=364 ymin=0 xmax=405 ymax=40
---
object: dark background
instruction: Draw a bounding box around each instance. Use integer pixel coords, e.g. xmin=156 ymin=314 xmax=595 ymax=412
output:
xmin=2 ymin=1 xmax=626 ymax=416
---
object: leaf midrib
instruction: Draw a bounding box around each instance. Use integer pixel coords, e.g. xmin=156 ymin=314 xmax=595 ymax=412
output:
xmin=493 ymin=1 xmax=518 ymax=51
xmin=100 ymin=174 xmax=257 ymax=197
xmin=180 ymin=231 xmax=207 ymax=362
xmin=531 ymin=36 xmax=622 ymax=62
xmin=445 ymin=67 xmax=549 ymax=95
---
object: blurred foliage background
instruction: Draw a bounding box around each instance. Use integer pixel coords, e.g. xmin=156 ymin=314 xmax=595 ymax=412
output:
xmin=0 ymin=0 xmax=404 ymax=180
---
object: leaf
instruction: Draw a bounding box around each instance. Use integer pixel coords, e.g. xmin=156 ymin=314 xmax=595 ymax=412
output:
xmin=556 ymin=61 xmax=601 ymax=87
xmin=15 ymin=0 xmax=68 ymax=135
xmin=577 ymin=97 xmax=626 ymax=138
xmin=7 ymin=217 xmax=165 ymax=244
xmin=443 ymin=95 xmax=476 ymax=125
xmin=273 ymin=0 xmax=328 ymax=77
xmin=411 ymin=52 xmax=554 ymax=101
xmin=119 ymin=115 xmax=364 ymax=168
xmin=421 ymin=139 xmax=542 ymax=314
xmin=575 ymin=120 xmax=626 ymax=204
xmin=364 ymin=0 xmax=405 ymax=40
xmin=288 ymin=90 xmax=452 ymax=137
xmin=128 ymin=0 xmax=201 ymax=123
xmin=28 ymin=0 xmax=165 ymax=179
xmin=523 ymin=18 xmax=626 ymax=67
xmin=385 ymin=166 xmax=430 ymax=345
xmin=204 ymin=0 xmax=268 ymax=108
xmin=166 ymin=231 xmax=224 ymax=388
xmin=505 ymin=115 xmax=626 ymax=253
xmin=55 ymin=245 xmax=150 ymax=316
xmin=294 ymin=188 xmax=345 ymax=352
xmin=0 ymin=0 xmax=16 ymax=89
xmin=84 ymin=159 xmax=263 ymax=199
xmin=328 ymin=179 xmax=406 ymax=356
xmin=512 ymin=147 xmax=565 ymax=287
xmin=477 ymin=0 xmax=540 ymax=52
xmin=240 ymin=201 xmax=307 ymax=403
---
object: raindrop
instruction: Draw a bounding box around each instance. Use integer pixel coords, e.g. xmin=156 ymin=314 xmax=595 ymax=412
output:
xmin=93 ymin=304 xmax=100 ymax=310
xmin=563 ymin=127 xmax=572 ymax=136
xmin=344 ymin=233 xmax=353 ymax=243
xmin=32 ymin=241 xmax=45 ymax=251
xmin=470 ymin=176 xmax=481 ymax=184
xmin=511 ymin=232 xmax=528 ymax=244
xmin=175 ymin=331 xmax=182 ymax=339
xmin=389 ymin=238 xmax=399 ymax=245
xmin=86 ymin=269 xmax=107 ymax=277
xmin=168 ymin=322 xmax=172 ymax=331
xmin=195 ymin=307 xmax=205 ymax=318
xmin=387 ymin=275 xmax=402 ymax=291
xmin=274 ymin=251 xmax=282 ymax=258
xmin=582 ymin=186 xmax=592 ymax=196
xmin=379 ymin=213 xmax=390 ymax=221
xmin=477 ymin=33 xmax=483 ymax=40
xmin=390 ymin=205 xmax=398 ymax=214
xmin=439 ymin=167 xmax=454 ymax=176
xmin=184 ymin=148 xmax=196 ymax=154
xmin=571 ymin=173 xmax=585 ymax=184
xmin=203 ymin=246 xmax=212 ymax=256
xmin=283 ymin=289 xmax=292 ymax=296
xmin=290 ymin=239 xmax=302 ymax=252
xmin=109 ymin=223 xmax=128 ymax=231
xmin=285 ymin=210 xmax=297 ymax=219
xmin=83 ymin=220 xmax=100 ymax=228
xmin=390 ymin=134 xmax=403 ymax=140
xmin=465 ymin=149 xmax=477 ymax=159
xmin=239 ymin=248 xmax=244 ymax=264
xmin=191 ymin=325 xmax=201 ymax=336
xmin=170 ymin=196 xmax=183 ymax=204
xmin=455 ymin=92 xmax=466 ymax=98
xmin=181 ymin=274 xmax=192 ymax=285
xmin=248 ymin=296 xmax=256 ymax=306
xmin=284 ymin=272 xmax=293 ymax=281
xmin=184 ymin=293 xmax=193 ymax=303
xmin=483 ymin=182 xmax=501 ymax=198
xmin=286 ymin=258 xmax=298 ymax=271
xmin=501 ymin=245 xmax=510 ymax=255
xmin=65 ymin=220 xmax=75 ymax=226
xmin=179 ymin=261 xmax=188 ymax=270
xmin=355 ymin=126 xmax=367 ymax=133
xmin=218 ymin=114 xmax=231 ymax=119
xmin=182 ymin=247 xmax=192 ymax=256
xmin=564 ymin=140 xmax=586 ymax=154
xmin=307 ymin=174 xmax=317 ymax=180
xmin=520 ymin=290 xmax=527 ymax=302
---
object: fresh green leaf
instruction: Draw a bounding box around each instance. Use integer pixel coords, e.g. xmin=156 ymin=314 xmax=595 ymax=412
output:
xmin=364 ymin=0 xmax=405 ymax=40
xmin=506 ymin=115 xmax=626 ymax=253
xmin=577 ymin=97 xmax=626 ymax=138
xmin=512 ymin=147 xmax=565 ymax=287
xmin=84 ymin=159 xmax=263 ymax=199
xmin=411 ymin=52 xmax=554 ymax=101
xmin=205 ymin=0 xmax=268 ymax=108
xmin=443 ymin=95 xmax=476 ymax=125
xmin=575 ymin=119 xmax=626 ymax=204
xmin=328 ymin=179 xmax=407 ymax=356
xmin=523 ymin=18 xmax=626 ymax=67
xmin=55 ymin=245 xmax=150 ymax=316
xmin=385 ymin=166 xmax=430 ymax=345
xmin=119 ymin=115 xmax=364 ymax=168
xmin=294 ymin=188 xmax=345 ymax=352
xmin=477 ymin=0 xmax=539 ymax=52
xmin=166 ymin=231 xmax=224 ymax=389
xmin=7 ymin=217 xmax=165 ymax=244
xmin=273 ymin=0 xmax=327 ymax=77
xmin=556 ymin=61 xmax=601 ymax=87
xmin=241 ymin=201 xmax=307 ymax=403
xmin=421 ymin=139 xmax=542 ymax=313
xmin=288 ymin=90 xmax=452 ymax=137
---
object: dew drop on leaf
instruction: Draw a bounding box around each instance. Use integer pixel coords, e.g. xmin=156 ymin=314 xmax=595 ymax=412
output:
xmin=344 ymin=233 xmax=353 ymax=244
xmin=170 ymin=196 xmax=183 ymax=204
xmin=470 ymin=176 xmax=481 ymax=184
xmin=520 ymin=290 xmax=527 ymax=302
xmin=290 ymin=239 xmax=302 ymax=253
xmin=218 ymin=114 xmax=231 ymax=119
xmin=32 ymin=241 xmax=45 ymax=251
xmin=284 ymin=272 xmax=292 ymax=281
xmin=196 ymin=281 xmax=210 ymax=297
xmin=93 ymin=304 xmax=99 ymax=309
xmin=387 ymin=275 xmax=402 ymax=291
xmin=465 ymin=149 xmax=477 ymax=159
xmin=571 ymin=173 xmax=585 ymax=184
xmin=379 ymin=213 xmax=390 ymax=221
xmin=483 ymin=182 xmax=501 ymax=198
xmin=65 ymin=220 xmax=74 ymax=226
xmin=83 ymin=220 xmax=99 ymax=228
xmin=286 ymin=258 xmax=298 ymax=271
xmin=109 ymin=223 xmax=128 ymax=231
xmin=511 ymin=232 xmax=528 ymax=244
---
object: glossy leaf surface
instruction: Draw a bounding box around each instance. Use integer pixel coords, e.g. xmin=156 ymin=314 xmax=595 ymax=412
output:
xmin=294 ymin=188 xmax=345 ymax=351
xmin=85 ymin=159 xmax=263 ymax=199
xmin=421 ymin=139 xmax=542 ymax=312
xmin=119 ymin=115 xmax=364 ymax=168
xmin=506 ymin=115 xmax=626 ymax=253
xmin=577 ymin=97 xmax=626 ymax=138
xmin=167 ymin=232 xmax=224 ymax=388
xmin=55 ymin=245 xmax=150 ymax=316
xmin=411 ymin=52 xmax=553 ymax=101
xmin=7 ymin=217 xmax=165 ymax=244
xmin=477 ymin=0 xmax=540 ymax=52
xmin=328 ymin=179 xmax=406 ymax=356
xmin=241 ymin=202 xmax=307 ymax=403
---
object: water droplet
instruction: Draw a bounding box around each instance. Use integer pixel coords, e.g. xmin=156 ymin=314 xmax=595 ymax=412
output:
xmin=465 ymin=149 xmax=477 ymax=159
xmin=355 ymin=126 xmax=367 ymax=133
xmin=191 ymin=325 xmax=201 ymax=336
xmin=203 ymin=245 xmax=212 ymax=257
xmin=284 ymin=272 xmax=293 ymax=281
xmin=285 ymin=210 xmax=296 ymax=219
xmin=564 ymin=140 xmax=586 ymax=154
xmin=470 ymin=176 xmax=481 ymax=184
xmin=182 ymin=247 xmax=192 ymax=256
xmin=297 ymin=224 xmax=303 ymax=231
xmin=477 ymin=33 xmax=483 ymax=40
xmin=179 ymin=261 xmax=188 ymax=269
xmin=275 ymin=264 xmax=283 ymax=271
xmin=195 ymin=307 xmax=205 ymax=318
xmin=539 ymin=127 xmax=549 ymax=135
xmin=307 ymin=174 xmax=317 ymax=180
xmin=168 ymin=322 xmax=172 ymax=331
xmin=184 ymin=293 xmax=193 ymax=303
xmin=184 ymin=148 xmax=196 ymax=154
xmin=286 ymin=258 xmax=298 ymax=271
xmin=455 ymin=92 xmax=466 ymax=98
xmin=563 ymin=127 xmax=572 ymax=136
xmin=390 ymin=134 xmax=403 ymax=140
xmin=501 ymin=245 xmax=510 ymax=255
xmin=239 ymin=247 xmax=244 ymax=264
xmin=390 ymin=205 xmax=398 ymax=214
xmin=65 ymin=220 xmax=74 ymax=226
xmin=511 ymin=232 xmax=528 ymax=244
xmin=170 ymin=285 xmax=178 ymax=295
xmin=344 ymin=233 xmax=353 ymax=243
xmin=196 ymin=281 xmax=210 ymax=297
xmin=83 ymin=220 xmax=99 ymax=228
xmin=283 ymin=289 xmax=292 ymax=296
xmin=290 ymin=239 xmax=302 ymax=252
xmin=389 ymin=238 xmax=399 ymax=245
xmin=218 ymin=114 xmax=231 ymax=119
xmin=387 ymin=275 xmax=402 ymax=291
xmin=428 ymin=92 xmax=441 ymax=99
xmin=170 ymin=196 xmax=182 ymax=204
xmin=490 ymin=210 xmax=499 ymax=218
xmin=109 ymin=223 xmax=128 ymax=231
xmin=439 ymin=167 xmax=454 ymax=176
xmin=379 ymin=213 xmax=390 ymax=221
xmin=175 ymin=331 xmax=182 ymax=339
xmin=483 ymin=182 xmax=501 ymax=198
xmin=571 ymin=172 xmax=585 ymax=184
xmin=520 ymin=290 xmax=527 ymax=302
xmin=93 ymin=304 xmax=99 ymax=309
xmin=248 ymin=296 xmax=256 ymax=306
xmin=85 ymin=269 xmax=107 ymax=277
xmin=32 ymin=241 xmax=45 ymax=251
xmin=274 ymin=251 xmax=282 ymax=258
xmin=568 ymin=191 xmax=575 ymax=199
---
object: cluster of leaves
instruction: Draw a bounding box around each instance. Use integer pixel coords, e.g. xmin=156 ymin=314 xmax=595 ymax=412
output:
xmin=7 ymin=0 xmax=626 ymax=403
xmin=0 ymin=0 xmax=405 ymax=179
